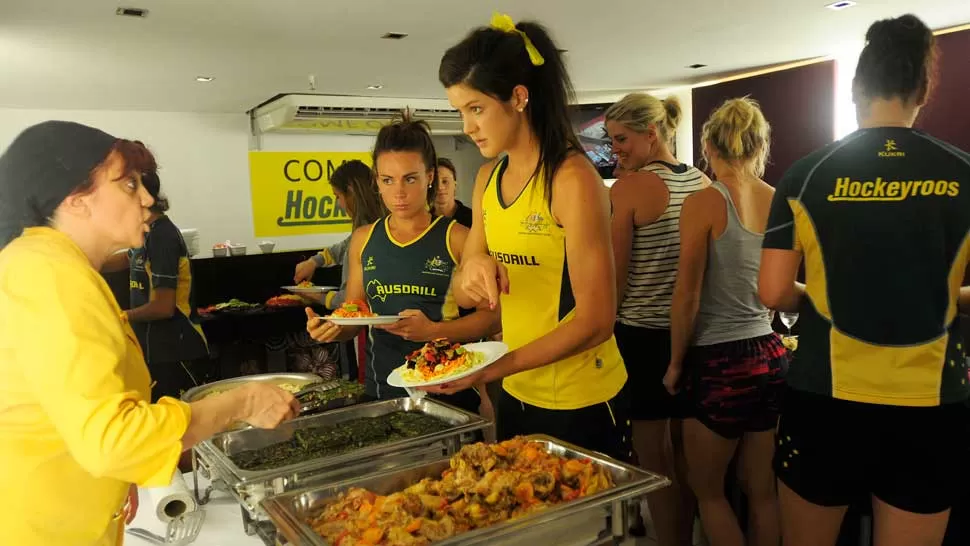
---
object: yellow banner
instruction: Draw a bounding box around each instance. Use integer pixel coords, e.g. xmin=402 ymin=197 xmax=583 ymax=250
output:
xmin=248 ymin=151 xmax=372 ymax=237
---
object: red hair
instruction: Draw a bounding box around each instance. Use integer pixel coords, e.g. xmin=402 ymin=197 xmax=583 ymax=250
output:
xmin=73 ymin=139 xmax=157 ymax=195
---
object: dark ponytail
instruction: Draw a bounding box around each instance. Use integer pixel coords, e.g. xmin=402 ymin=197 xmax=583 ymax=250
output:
xmin=439 ymin=18 xmax=583 ymax=207
xmin=853 ymin=14 xmax=938 ymax=104
xmin=372 ymin=116 xmax=438 ymax=207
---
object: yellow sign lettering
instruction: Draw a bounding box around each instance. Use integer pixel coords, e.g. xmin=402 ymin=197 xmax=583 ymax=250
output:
xmin=249 ymin=151 xmax=371 ymax=237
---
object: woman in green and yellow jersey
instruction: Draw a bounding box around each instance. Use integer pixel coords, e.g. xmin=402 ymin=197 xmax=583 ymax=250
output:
xmin=425 ymin=13 xmax=630 ymax=461
xmin=305 ymin=118 xmax=500 ymax=416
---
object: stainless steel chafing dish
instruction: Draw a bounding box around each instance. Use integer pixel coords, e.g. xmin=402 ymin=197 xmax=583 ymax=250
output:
xmin=181 ymin=372 xmax=324 ymax=403
xmin=195 ymin=397 xmax=491 ymax=528
xmin=261 ymin=434 xmax=670 ymax=546
xmin=181 ymin=373 xmax=325 ymax=507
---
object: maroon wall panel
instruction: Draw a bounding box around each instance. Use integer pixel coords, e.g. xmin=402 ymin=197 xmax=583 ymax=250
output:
xmin=915 ymin=29 xmax=970 ymax=152
xmin=691 ymin=61 xmax=836 ymax=186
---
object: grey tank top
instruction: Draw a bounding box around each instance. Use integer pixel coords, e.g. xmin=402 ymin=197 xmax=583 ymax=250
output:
xmin=693 ymin=181 xmax=774 ymax=346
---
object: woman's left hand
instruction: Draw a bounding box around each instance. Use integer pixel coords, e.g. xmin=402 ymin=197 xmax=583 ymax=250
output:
xmin=419 ymin=368 xmax=487 ymax=396
xmin=663 ymin=365 xmax=683 ymax=396
xmin=124 ymin=484 xmax=139 ymax=524
xmin=378 ymin=309 xmax=436 ymax=341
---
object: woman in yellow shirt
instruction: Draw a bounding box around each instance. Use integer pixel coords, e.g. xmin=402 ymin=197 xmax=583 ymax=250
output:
xmin=0 ymin=121 xmax=299 ymax=546
xmin=425 ymin=14 xmax=629 ymax=461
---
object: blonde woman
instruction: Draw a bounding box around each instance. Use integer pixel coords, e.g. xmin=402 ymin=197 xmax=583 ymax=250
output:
xmin=665 ymin=98 xmax=785 ymax=546
xmin=606 ymin=92 xmax=708 ymax=546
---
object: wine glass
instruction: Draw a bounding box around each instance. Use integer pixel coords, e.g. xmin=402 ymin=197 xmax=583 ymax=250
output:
xmin=780 ymin=312 xmax=799 ymax=335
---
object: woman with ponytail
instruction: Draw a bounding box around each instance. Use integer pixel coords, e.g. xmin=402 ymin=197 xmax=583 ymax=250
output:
xmin=305 ymin=117 xmax=499 ymax=415
xmin=665 ymin=97 xmax=785 ymax=546
xmin=425 ymin=13 xmax=630 ymax=461
xmin=605 ymin=91 xmax=709 ymax=545
xmin=760 ymin=14 xmax=970 ymax=545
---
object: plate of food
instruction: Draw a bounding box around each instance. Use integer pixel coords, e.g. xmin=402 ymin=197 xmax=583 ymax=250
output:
xmin=387 ymin=339 xmax=508 ymax=388
xmin=266 ymin=294 xmax=307 ymax=308
xmin=283 ymin=280 xmax=338 ymax=295
xmin=320 ymin=300 xmax=402 ymax=326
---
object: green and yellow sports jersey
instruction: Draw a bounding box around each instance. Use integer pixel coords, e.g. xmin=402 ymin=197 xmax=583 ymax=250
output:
xmin=129 ymin=216 xmax=208 ymax=364
xmin=361 ymin=215 xmax=460 ymax=399
xmin=482 ymin=157 xmax=627 ymax=410
xmin=764 ymin=127 xmax=970 ymax=407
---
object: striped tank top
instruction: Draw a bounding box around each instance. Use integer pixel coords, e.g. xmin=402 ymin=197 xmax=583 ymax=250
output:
xmin=617 ymin=161 xmax=707 ymax=329
xmin=482 ymin=157 xmax=627 ymax=410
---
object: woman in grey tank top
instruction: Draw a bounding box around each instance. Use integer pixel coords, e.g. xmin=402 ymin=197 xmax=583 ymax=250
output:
xmin=665 ymin=98 xmax=787 ymax=546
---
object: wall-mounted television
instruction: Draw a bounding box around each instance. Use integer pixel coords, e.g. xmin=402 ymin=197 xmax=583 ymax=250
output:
xmin=569 ymin=103 xmax=615 ymax=179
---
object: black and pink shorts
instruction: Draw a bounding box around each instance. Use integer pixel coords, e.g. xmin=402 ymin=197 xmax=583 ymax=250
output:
xmin=685 ymin=333 xmax=788 ymax=439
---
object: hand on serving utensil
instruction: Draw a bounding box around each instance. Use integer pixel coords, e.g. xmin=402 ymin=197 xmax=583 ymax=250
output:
xmin=294 ymin=259 xmax=317 ymax=284
xmin=236 ymin=382 xmax=300 ymax=429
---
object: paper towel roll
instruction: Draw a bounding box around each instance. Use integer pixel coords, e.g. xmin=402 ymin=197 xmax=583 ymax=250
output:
xmin=146 ymin=469 xmax=198 ymax=523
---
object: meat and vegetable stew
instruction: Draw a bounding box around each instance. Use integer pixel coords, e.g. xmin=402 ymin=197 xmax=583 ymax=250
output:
xmin=308 ymin=438 xmax=615 ymax=545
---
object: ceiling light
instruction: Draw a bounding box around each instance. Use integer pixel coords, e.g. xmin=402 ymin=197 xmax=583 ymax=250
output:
xmin=381 ymin=32 xmax=408 ymax=40
xmin=825 ymin=1 xmax=857 ymax=10
xmin=116 ymin=7 xmax=149 ymax=18
xmin=195 ymin=76 xmax=214 ymax=82
xmin=687 ymin=63 xmax=708 ymax=69
xmin=367 ymin=84 xmax=384 ymax=90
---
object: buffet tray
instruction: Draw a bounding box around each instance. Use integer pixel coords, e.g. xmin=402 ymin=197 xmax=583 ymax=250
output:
xmin=262 ymin=434 xmax=671 ymax=546
xmin=196 ymin=397 xmax=491 ymax=518
xmin=181 ymin=373 xmax=324 ymax=402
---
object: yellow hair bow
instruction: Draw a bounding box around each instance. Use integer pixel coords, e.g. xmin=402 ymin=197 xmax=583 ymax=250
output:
xmin=490 ymin=12 xmax=545 ymax=66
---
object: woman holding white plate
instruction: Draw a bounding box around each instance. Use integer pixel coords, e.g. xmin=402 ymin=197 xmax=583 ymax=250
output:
xmin=305 ymin=117 xmax=501 ymax=415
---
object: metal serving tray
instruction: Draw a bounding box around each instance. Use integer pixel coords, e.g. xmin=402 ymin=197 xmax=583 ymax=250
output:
xmin=262 ymin=434 xmax=671 ymax=546
xmin=196 ymin=397 xmax=491 ymax=518
xmin=180 ymin=373 xmax=324 ymax=402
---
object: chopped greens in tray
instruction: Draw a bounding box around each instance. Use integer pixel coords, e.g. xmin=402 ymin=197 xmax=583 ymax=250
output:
xmin=229 ymin=411 xmax=452 ymax=471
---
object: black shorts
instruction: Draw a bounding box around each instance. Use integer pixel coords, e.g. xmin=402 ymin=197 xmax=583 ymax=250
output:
xmin=496 ymin=387 xmax=633 ymax=463
xmin=775 ymin=388 xmax=970 ymax=514
xmin=686 ymin=333 xmax=788 ymax=439
xmin=614 ymin=322 xmax=689 ymax=420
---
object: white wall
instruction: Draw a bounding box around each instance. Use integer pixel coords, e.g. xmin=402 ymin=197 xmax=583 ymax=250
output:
xmin=0 ymin=108 xmax=488 ymax=256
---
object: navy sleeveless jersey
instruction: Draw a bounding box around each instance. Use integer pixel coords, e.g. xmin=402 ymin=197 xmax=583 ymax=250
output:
xmin=361 ymin=215 xmax=459 ymax=398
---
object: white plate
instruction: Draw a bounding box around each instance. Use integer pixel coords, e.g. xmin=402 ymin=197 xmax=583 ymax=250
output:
xmin=387 ymin=341 xmax=508 ymax=388
xmin=322 ymin=315 xmax=402 ymax=326
xmin=282 ymin=285 xmax=338 ymax=295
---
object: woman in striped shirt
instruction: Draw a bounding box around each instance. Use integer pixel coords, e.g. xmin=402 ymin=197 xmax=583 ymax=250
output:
xmin=607 ymin=92 xmax=709 ymax=546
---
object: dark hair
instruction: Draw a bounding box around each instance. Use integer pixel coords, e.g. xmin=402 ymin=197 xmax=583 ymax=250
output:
xmin=141 ymin=171 xmax=169 ymax=213
xmin=330 ymin=159 xmax=385 ymax=228
xmin=853 ymin=14 xmax=938 ymax=104
xmin=439 ymin=20 xmax=583 ymax=207
xmin=372 ymin=117 xmax=438 ymax=207
xmin=437 ymin=157 xmax=458 ymax=180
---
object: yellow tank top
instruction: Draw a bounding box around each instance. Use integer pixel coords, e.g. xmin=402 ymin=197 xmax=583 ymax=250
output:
xmin=483 ymin=158 xmax=627 ymax=410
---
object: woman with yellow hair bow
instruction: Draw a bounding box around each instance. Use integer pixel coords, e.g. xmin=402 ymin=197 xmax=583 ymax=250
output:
xmin=426 ymin=14 xmax=631 ymax=464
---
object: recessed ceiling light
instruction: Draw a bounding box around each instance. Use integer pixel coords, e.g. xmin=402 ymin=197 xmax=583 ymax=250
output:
xmin=196 ymin=76 xmax=214 ymax=82
xmin=825 ymin=1 xmax=857 ymax=10
xmin=687 ymin=63 xmax=708 ymax=69
xmin=116 ymin=7 xmax=149 ymax=18
xmin=381 ymin=32 xmax=408 ymax=40
xmin=367 ymin=84 xmax=384 ymax=90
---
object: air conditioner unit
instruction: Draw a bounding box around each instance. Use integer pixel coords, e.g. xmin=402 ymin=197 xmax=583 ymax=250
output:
xmin=251 ymin=94 xmax=464 ymax=136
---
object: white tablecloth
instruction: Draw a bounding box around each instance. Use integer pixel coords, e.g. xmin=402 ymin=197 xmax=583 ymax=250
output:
xmin=125 ymin=473 xmax=263 ymax=546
